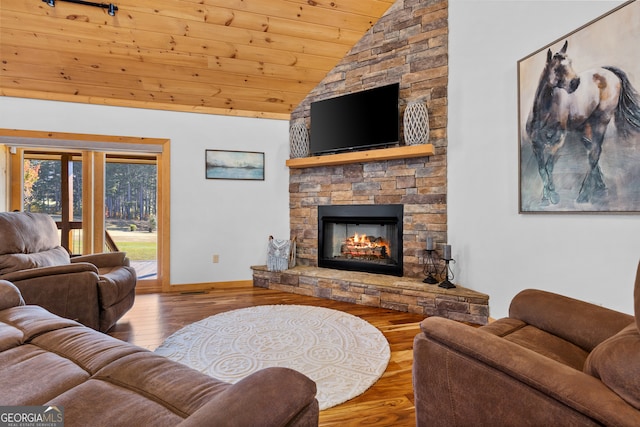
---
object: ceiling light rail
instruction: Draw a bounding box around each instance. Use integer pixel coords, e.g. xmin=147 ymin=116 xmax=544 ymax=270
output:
xmin=43 ymin=0 xmax=118 ymax=16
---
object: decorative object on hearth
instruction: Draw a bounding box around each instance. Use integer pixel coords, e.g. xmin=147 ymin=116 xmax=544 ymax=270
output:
xmin=423 ymin=237 xmax=439 ymax=284
xmin=289 ymin=119 xmax=310 ymax=158
xmin=403 ymin=100 xmax=430 ymax=145
xmin=154 ymin=304 xmax=390 ymax=410
xmin=267 ymin=235 xmax=296 ymax=271
xmin=439 ymin=244 xmax=456 ymax=289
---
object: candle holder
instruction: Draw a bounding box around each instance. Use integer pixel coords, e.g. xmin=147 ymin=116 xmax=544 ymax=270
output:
xmin=422 ymin=249 xmax=439 ymax=284
xmin=439 ymin=257 xmax=456 ymax=289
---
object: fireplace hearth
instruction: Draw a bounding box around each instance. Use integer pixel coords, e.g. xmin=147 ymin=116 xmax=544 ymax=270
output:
xmin=318 ymin=204 xmax=403 ymax=276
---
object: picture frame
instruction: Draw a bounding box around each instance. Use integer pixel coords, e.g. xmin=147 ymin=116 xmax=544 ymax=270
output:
xmin=518 ymin=0 xmax=640 ymax=213
xmin=205 ymin=149 xmax=265 ymax=181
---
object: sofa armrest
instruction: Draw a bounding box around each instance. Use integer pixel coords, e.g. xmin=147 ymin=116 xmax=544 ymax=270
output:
xmin=176 ymin=367 xmax=319 ymax=427
xmin=414 ymin=317 xmax=640 ymax=427
xmin=510 ymin=289 xmax=634 ymax=351
xmin=71 ymin=252 xmax=129 ymax=268
xmin=0 ymin=280 xmax=25 ymax=310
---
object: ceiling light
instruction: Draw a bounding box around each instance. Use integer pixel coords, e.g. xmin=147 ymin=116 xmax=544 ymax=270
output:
xmin=41 ymin=0 xmax=118 ymax=16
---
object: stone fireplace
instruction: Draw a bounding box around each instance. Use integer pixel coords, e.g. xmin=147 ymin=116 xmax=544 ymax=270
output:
xmin=286 ymin=0 xmax=451 ymax=279
xmin=318 ymin=204 xmax=403 ymax=276
xmin=288 ymin=159 xmax=446 ymax=279
xmin=250 ymin=0 xmax=490 ymax=324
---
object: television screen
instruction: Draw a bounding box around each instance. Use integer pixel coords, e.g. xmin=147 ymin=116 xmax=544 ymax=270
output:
xmin=310 ymin=83 xmax=399 ymax=155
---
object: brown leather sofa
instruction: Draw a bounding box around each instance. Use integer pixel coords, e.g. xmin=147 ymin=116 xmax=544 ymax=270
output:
xmin=0 ymin=211 xmax=136 ymax=332
xmin=413 ymin=261 xmax=640 ymax=426
xmin=0 ymin=280 xmax=319 ymax=426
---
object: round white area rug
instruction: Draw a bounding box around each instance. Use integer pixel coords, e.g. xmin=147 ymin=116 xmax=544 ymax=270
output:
xmin=154 ymin=305 xmax=390 ymax=410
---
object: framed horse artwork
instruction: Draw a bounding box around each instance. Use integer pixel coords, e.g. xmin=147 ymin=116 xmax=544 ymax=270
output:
xmin=518 ymin=0 xmax=640 ymax=213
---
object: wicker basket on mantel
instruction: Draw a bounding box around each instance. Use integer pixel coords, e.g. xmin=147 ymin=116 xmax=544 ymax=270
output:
xmin=289 ymin=119 xmax=309 ymax=158
xmin=403 ymin=100 xmax=430 ymax=145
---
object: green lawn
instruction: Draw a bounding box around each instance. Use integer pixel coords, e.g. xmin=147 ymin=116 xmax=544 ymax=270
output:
xmin=116 ymin=241 xmax=157 ymax=261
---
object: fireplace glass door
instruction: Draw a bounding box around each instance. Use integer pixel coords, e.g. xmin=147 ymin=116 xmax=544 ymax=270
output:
xmin=323 ymin=222 xmax=397 ymax=262
xmin=318 ymin=204 xmax=403 ymax=276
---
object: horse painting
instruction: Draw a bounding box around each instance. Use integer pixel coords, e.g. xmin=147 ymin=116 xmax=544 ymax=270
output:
xmin=526 ymin=40 xmax=640 ymax=206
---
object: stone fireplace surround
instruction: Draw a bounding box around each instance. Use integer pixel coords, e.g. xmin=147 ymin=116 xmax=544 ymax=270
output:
xmin=251 ymin=0 xmax=489 ymax=324
xmin=290 ymin=157 xmax=446 ymax=277
xmin=251 ymin=154 xmax=490 ymax=325
xmin=252 ymin=265 xmax=490 ymax=325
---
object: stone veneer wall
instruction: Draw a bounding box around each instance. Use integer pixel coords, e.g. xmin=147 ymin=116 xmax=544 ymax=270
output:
xmin=289 ymin=0 xmax=449 ymax=278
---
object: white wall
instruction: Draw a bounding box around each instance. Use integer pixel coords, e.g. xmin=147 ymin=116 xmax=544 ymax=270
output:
xmin=0 ymin=97 xmax=291 ymax=285
xmin=449 ymin=0 xmax=639 ymax=318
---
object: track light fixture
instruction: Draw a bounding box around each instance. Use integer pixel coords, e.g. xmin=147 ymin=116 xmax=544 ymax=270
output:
xmin=42 ymin=0 xmax=118 ymax=16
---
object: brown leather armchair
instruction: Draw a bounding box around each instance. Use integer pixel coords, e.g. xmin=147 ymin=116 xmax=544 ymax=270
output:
xmin=0 ymin=211 xmax=136 ymax=332
xmin=413 ymin=261 xmax=640 ymax=426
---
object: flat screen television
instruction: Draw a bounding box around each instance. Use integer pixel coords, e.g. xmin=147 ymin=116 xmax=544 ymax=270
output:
xmin=309 ymin=83 xmax=400 ymax=156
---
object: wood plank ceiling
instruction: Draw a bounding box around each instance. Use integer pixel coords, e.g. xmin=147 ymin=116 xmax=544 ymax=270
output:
xmin=0 ymin=0 xmax=395 ymax=119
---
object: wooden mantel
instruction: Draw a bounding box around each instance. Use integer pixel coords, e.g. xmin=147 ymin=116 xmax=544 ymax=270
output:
xmin=285 ymin=144 xmax=434 ymax=168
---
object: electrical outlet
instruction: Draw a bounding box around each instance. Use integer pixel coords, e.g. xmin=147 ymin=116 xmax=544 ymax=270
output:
xmin=212 ymin=254 xmax=219 ymax=263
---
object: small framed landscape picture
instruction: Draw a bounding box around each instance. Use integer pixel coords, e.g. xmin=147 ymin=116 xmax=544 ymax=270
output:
xmin=205 ymin=150 xmax=265 ymax=181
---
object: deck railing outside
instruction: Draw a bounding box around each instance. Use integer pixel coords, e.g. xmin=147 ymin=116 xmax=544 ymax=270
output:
xmin=55 ymin=221 xmax=156 ymax=279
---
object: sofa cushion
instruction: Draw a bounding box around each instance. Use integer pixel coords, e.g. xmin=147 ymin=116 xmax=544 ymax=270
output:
xmin=47 ymin=379 xmax=185 ymax=427
xmin=31 ymin=326 xmax=146 ymax=374
xmin=480 ymin=317 xmax=526 ymax=337
xmin=0 ymin=323 xmax=23 ymax=353
xmin=96 ymin=352 xmax=231 ymax=415
xmin=0 ymin=305 xmax=81 ymax=340
xmin=0 ymin=212 xmax=71 ymax=275
xmin=0 ymin=247 xmax=71 ymax=275
xmin=484 ymin=318 xmax=589 ymax=370
xmin=0 ymin=212 xmax=60 ymax=254
xmin=0 ymin=345 xmax=90 ymax=405
xmin=584 ymin=323 xmax=640 ymax=410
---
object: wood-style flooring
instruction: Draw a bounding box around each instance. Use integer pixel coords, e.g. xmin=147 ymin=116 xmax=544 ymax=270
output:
xmin=108 ymin=287 xmax=427 ymax=426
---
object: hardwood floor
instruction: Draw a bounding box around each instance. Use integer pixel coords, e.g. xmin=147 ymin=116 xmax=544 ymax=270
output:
xmin=108 ymin=287 xmax=427 ymax=426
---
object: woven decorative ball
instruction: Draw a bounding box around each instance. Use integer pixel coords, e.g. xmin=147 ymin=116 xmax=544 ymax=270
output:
xmin=403 ymin=101 xmax=429 ymax=145
xmin=289 ymin=120 xmax=309 ymax=158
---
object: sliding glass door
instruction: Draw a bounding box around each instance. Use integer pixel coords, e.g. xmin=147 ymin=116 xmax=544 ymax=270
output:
xmin=5 ymin=130 xmax=169 ymax=293
xmin=105 ymin=156 xmax=158 ymax=280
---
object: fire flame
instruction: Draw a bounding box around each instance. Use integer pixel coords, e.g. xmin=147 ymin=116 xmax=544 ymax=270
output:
xmin=352 ymin=233 xmax=366 ymax=244
xmin=342 ymin=233 xmax=390 ymax=259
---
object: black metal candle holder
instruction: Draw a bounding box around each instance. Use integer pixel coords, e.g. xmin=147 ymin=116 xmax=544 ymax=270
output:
xmin=439 ymin=258 xmax=456 ymax=289
xmin=422 ymin=249 xmax=439 ymax=284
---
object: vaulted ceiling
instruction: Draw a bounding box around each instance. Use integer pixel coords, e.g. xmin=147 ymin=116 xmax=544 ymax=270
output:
xmin=0 ymin=0 xmax=395 ymax=119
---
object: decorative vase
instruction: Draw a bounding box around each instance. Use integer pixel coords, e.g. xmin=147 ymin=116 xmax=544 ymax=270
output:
xmin=403 ymin=100 xmax=429 ymax=145
xmin=289 ymin=119 xmax=309 ymax=158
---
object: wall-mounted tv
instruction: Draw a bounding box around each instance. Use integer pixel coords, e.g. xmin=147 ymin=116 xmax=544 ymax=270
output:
xmin=309 ymin=83 xmax=400 ymax=156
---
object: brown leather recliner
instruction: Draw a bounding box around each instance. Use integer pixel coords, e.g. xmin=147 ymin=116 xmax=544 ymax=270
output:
xmin=413 ymin=261 xmax=640 ymax=426
xmin=0 ymin=211 xmax=136 ymax=332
